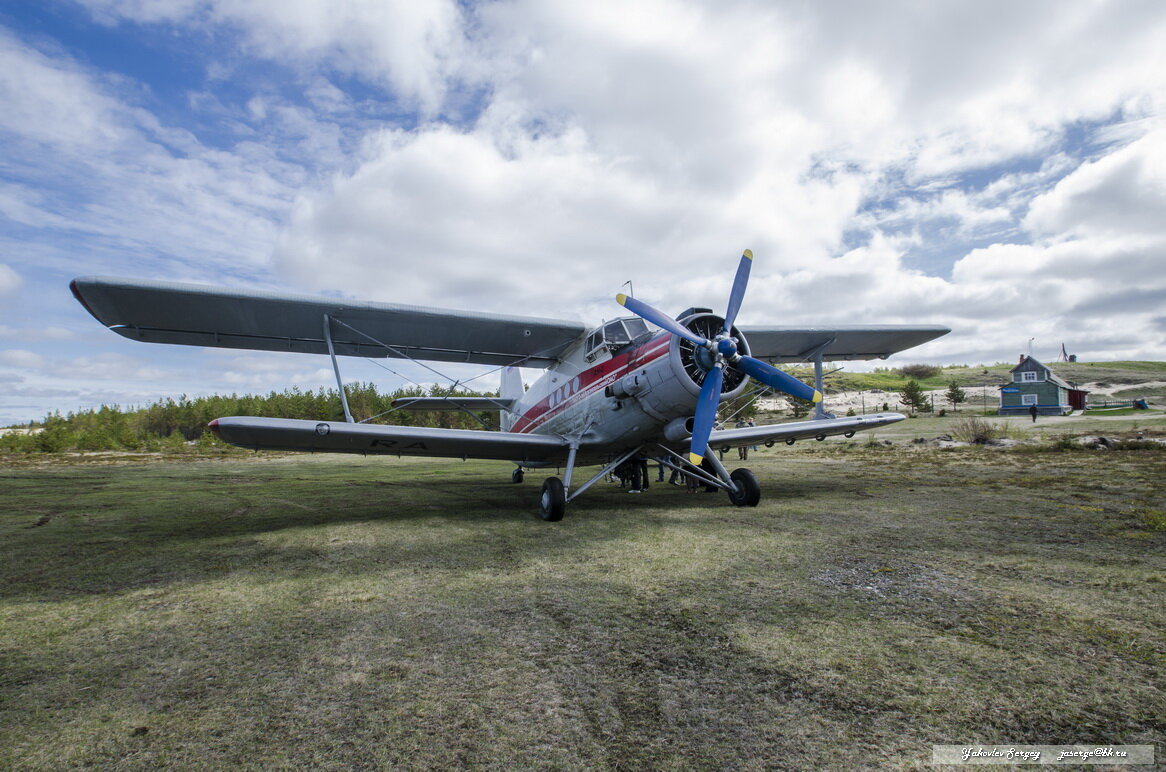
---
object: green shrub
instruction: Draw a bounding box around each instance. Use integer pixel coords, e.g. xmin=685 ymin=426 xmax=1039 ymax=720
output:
xmin=900 ymin=363 xmax=942 ymax=380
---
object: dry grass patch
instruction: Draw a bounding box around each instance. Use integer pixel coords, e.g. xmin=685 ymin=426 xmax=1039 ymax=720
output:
xmin=2 ymin=449 xmax=1163 ymax=769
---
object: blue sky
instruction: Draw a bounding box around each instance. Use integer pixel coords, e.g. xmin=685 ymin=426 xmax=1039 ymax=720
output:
xmin=2 ymin=0 xmax=1165 ymax=425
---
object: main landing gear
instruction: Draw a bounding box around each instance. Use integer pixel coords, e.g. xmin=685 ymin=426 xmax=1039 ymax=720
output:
xmin=532 ymin=444 xmax=762 ymax=521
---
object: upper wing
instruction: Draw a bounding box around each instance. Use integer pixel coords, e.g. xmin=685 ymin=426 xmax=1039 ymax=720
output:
xmin=210 ymin=417 xmax=568 ymax=463
xmin=71 ymin=276 xmax=586 ymax=368
xmin=707 ymin=412 xmax=904 ymax=449
xmin=739 ymin=325 xmax=950 ymax=363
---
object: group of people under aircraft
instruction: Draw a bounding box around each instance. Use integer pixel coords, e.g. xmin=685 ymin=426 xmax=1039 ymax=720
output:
xmin=611 ymin=417 xmax=759 ymax=494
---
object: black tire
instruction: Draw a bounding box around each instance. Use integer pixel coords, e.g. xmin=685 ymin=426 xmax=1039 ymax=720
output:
xmin=726 ymin=468 xmax=761 ymax=507
xmin=512 ymin=467 xmax=524 ymax=484
xmin=538 ymin=477 xmax=566 ymax=521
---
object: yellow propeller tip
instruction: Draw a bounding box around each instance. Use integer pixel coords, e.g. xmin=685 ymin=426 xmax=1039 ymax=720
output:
xmin=742 ymin=249 xmax=753 ymax=260
xmin=616 ymin=293 xmax=628 ymax=305
xmin=812 ymin=391 xmax=823 ymax=404
xmin=688 ymin=452 xmax=704 ymax=466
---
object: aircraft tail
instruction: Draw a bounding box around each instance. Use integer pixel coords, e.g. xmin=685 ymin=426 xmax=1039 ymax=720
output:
xmin=500 ymin=366 xmax=523 ymax=432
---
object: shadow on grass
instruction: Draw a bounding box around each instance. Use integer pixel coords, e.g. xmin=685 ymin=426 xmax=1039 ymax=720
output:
xmin=2 ymin=450 xmax=1162 ymax=603
xmin=1 ymin=456 xmax=748 ymax=601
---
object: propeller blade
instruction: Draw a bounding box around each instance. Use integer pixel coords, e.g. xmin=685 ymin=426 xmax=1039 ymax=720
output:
xmin=734 ymin=355 xmax=822 ymax=404
xmin=722 ymin=249 xmax=752 ymax=334
xmin=617 ymin=293 xmax=708 ymax=347
xmin=688 ymin=364 xmax=724 ymax=465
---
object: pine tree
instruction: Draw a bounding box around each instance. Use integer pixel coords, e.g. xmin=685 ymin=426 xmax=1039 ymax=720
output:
xmin=945 ymin=381 xmax=967 ymax=412
xmin=898 ymin=379 xmax=928 ymax=416
xmin=786 ymin=396 xmax=810 ymax=418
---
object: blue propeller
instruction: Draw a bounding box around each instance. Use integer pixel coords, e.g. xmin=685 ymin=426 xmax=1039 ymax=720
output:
xmin=617 ymin=249 xmax=822 ymax=466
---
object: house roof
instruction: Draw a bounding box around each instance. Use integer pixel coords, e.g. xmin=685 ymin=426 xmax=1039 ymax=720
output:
xmin=1010 ymin=356 xmax=1081 ymax=391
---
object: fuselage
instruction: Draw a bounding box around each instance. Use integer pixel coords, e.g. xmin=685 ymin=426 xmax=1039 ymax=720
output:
xmin=506 ymin=312 xmax=752 ymax=462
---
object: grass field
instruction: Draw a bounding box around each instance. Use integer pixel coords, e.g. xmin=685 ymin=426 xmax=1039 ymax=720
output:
xmin=2 ymin=440 xmax=1164 ymax=769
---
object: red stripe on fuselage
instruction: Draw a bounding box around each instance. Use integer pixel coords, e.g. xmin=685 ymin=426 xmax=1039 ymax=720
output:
xmin=511 ymin=334 xmax=670 ymax=434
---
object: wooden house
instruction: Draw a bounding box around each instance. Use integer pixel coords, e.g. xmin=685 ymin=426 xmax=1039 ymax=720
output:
xmin=998 ymin=356 xmax=1089 ymax=416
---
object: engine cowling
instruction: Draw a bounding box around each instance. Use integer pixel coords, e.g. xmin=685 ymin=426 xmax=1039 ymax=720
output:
xmin=671 ymin=311 xmax=751 ymax=396
xmin=628 ymin=311 xmax=753 ymax=426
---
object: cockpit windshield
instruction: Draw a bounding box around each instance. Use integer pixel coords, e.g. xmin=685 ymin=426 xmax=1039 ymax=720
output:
xmin=623 ymin=317 xmax=649 ymax=340
xmin=603 ymin=320 xmax=630 ymax=345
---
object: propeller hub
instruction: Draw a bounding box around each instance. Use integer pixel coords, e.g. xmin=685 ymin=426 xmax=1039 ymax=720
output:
xmin=715 ymin=336 xmax=738 ymax=359
xmin=692 ymin=343 xmax=718 ymax=374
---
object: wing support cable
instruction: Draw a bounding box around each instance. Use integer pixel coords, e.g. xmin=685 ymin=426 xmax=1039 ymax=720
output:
xmin=331 ymin=317 xmax=555 ymax=421
xmin=715 ymin=381 xmax=770 ymax=428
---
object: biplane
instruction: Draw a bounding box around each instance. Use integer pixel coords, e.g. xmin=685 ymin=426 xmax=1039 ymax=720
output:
xmin=71 ymin=251 xmax=948 ymax=520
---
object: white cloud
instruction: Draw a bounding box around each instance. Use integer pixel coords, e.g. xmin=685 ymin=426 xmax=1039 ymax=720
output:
xmin=0 ymin=29 xmax=129 ymax=151
xmin=78 ymin=0 xmax=470 ymax=114
xmin=0 ymin=349 xmax=45 ymax=368
xmin=1025 ymin=129 xmax=1166 ymax=241
xmin=5 ymin=0 xmax=1166 ymax=421
xmin=0 ymin=264 xmax=22 ymax=295
xmin=0 ymin=325 xmax=74 ymax=342
xmin=0 ymin=29 xmax=329 ymax=281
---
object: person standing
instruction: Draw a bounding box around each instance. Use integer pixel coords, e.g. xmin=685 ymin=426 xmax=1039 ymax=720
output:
xmin=626 ymin=458 xmax=642 ymax=493
xmin=1029 ymin=404 xmax=1038 ymax=422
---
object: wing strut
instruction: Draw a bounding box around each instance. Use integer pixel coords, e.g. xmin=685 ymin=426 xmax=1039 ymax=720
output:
xmin=803 ymin=337 xmax=837 ymax=420
xmin=323 ymin=314 xmax=355 ymax=423
xmin=564 ymin=446 xmax=643 ymax=503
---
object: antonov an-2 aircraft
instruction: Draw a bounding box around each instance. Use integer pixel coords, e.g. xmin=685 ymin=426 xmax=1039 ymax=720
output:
xmin=71 ymin=251 xmax=948 ymax=520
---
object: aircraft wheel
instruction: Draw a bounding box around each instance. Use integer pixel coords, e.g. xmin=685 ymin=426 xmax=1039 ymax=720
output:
xmin=726 ymin=468 xmax=761 ymax=507
xmin=538 ymin=477 xmax=566 ymax=521
xmin=512 ymin=467 xmax=524 ymax=484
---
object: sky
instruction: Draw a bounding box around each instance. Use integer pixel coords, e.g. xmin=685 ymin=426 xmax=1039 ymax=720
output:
xmin=1 ymin=0 xmax=1165 ymax=425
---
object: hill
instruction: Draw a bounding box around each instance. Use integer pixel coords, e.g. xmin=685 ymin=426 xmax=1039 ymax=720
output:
xmin=808 ymin=360 xmax=1166 ymax=402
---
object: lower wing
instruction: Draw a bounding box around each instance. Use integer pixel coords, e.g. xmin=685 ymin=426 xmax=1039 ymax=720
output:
xmin=707 ymin=413 xmax=904 ymax=449
xmin=210 ymin=417 xmax=567 ymax=464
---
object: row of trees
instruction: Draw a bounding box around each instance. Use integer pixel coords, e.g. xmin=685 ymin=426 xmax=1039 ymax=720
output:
xmin=898 ymin=380 xmax=968 ymax=415
xmin=2 ymin=372 xmax=979 ymax=454
xmin=0 ymin=383 xmax=499 ymax=454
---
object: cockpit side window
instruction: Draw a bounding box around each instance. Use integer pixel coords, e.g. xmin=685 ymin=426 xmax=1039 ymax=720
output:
xmin=585 ymin=328 xmax=605 ymax=362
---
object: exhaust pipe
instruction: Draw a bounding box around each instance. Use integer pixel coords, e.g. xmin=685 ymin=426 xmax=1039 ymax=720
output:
xmin=663 ymin=416 xmax=695 ymax=442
